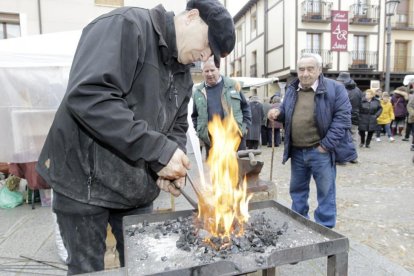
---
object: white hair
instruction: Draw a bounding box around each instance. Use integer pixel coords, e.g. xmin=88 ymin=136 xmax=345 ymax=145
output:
xmin=298 ymin=53 xmax=323 ymax=68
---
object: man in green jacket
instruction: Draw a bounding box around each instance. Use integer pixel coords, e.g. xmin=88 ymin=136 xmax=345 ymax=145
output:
xmin=192 ymin=58 xmax=251 ymax=158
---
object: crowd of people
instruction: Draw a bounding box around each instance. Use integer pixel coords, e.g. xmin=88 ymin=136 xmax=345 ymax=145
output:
xmin=243 ymin=71 xmax=414 ymax=158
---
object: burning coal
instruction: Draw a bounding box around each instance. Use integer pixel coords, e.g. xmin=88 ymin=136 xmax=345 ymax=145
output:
xmin=125 ymin=212 xmax=288 ymax=265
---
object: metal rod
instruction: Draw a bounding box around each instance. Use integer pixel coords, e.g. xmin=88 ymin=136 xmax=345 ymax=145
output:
xmin=270 ymin=125 xmax=275 ymax=181
xmin=179 ymin=185 xmax=198 ymax=209
xmin=385 ymin=15 xmax=392 ymax=92
xmin=185 ymin=173 xmax=203 ymax=199
xmin=19 ymin=255 xmax=67 ymax=271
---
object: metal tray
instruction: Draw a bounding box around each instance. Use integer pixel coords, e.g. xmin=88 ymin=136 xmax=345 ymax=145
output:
xmin=123 ymin=200 xmax=349 ymax=275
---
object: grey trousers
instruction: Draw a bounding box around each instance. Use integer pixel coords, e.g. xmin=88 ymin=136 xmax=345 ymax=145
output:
xmin=53 ymin=191 xmax=153 ymax=275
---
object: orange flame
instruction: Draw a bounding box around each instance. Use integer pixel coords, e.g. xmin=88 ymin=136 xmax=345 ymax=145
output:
xmin=197 ymin=112 xmax=252 ymax=240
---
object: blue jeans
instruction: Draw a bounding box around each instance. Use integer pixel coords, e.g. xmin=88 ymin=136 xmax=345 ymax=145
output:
xmin=290 ymin=146 xmax=337 ymax=228
xmin=376 ymin=123 xmax=392 ymax=138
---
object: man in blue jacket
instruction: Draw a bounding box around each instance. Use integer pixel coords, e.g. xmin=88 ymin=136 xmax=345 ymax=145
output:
xmin=36 ymin=0 xmax=235 ymax=274
xmin=268 ymin=53 xmax=356 ymax=228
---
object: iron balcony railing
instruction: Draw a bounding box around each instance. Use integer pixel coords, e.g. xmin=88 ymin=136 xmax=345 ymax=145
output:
xmin=392 ymin=55 xmax=414 ymax=73
xmin=301 ymin=0 xmax=333 ymax=22
xmin=301 ymin=49 xmax=333 ymax=69
xmin=348 ymin=51 xmax=377 ymax=70
xmin=392 ymin=12 xmax=414 ymax=29
xmin=349 ymin=4 xmax=379 ymax=25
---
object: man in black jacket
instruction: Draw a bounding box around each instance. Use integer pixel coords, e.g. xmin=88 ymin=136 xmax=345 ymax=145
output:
xmin=337 ymin=72 xmax=362 ymax=163
xmin=36 ymin=0 xmax=235 ymax=274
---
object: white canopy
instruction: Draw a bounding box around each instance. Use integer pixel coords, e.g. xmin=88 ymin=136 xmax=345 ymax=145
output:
xmin=403 ymin=75 xmax=414 ymax=86
xmin=0 ymin=31 xmax=80 ymax=162
xmin=231 ymin=77 xmax=278 ymax=88
xmin=0 ymin=31 xmax=278 ymax=163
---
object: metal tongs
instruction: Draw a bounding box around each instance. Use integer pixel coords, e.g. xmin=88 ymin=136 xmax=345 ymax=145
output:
xmin=172 ymin=173 xmax=202 ymax=209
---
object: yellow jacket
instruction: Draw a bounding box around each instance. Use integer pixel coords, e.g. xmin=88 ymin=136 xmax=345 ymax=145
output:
xmin=377 ymin=100 xmax=395 ymax=124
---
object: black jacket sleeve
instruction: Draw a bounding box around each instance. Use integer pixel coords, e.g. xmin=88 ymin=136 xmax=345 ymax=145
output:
xmin=65 ymin=14 xmax=178 ymax=167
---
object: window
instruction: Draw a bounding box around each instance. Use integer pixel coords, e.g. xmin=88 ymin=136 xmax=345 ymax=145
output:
xmin=251 ymin=11 xmax=257 ymax=35
xmin=0 ymin=13 xmax=20 ymax=40
xmin=306 ymin=33 xmax=321 ymax=51
xmin=236 ymin=59 xmax=242 ymax=77
xmin=353 ymin=35 xmax=367 ymax=63
xmin=395 ymin=0 xmax=408 ymax=26
xmin=95 ymin=0 xmax=124 ymax=7
xmin=250 ymin=51 xmax=257 ymax=77
xmin=305 ymin=0 xmax=321 ymax=14
xmin=230 ymin=62 xmax=235 ymax=77
xmin=355 ymin=0 xmax=368 ymax=16
xmin=394 ymin=41 xmax=408 ymax=71
xmin=236 ymin=26 xmax=243 ymax=44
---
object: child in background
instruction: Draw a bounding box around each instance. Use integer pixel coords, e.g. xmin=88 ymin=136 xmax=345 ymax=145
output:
xmin=376 ymin=92 xmax=395 ymax=142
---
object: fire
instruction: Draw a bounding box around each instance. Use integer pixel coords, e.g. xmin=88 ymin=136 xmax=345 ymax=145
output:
xmin=197 ymin=112 xmax=252 ymax=240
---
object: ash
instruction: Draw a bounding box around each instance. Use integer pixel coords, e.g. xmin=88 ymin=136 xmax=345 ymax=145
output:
xmin=127 ymin=211 xmax=288 ymax=265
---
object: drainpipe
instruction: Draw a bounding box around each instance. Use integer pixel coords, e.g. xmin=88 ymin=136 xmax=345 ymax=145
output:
xmin=264 ymin=0 xmax=269 ymax=96
xmin=37 ymin=0 xmax=43 ymax=34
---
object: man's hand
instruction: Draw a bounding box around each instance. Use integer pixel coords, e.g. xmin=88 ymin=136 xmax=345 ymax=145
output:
xmin=268 ymin=108 xmax=280 ymax=121
xmin=157 ymin=148 xmax=190 ymax=180
xmin=156 ymin=177 xmax=185 ymax=197
xmin=317 ymin=145 xmax=327 ymax=153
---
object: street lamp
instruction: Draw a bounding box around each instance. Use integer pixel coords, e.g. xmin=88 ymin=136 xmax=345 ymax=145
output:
xmin=384 ymin=0 xmax=400 ymax=92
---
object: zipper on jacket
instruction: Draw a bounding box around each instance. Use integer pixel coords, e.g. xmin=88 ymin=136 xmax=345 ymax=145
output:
xmin=87 ymin=141 xmax=97 ymax=202
xmin=87 ymin=176 xmax=92 ymax=201
xmin=168 ymin=72 xmax=179 ymax=108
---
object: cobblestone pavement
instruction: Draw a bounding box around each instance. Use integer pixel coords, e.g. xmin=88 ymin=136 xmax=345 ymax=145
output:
xmin=0 ymin=135 xmax=412 ymax=275
xmin=256 ymin=136 xmax=414 ymax=273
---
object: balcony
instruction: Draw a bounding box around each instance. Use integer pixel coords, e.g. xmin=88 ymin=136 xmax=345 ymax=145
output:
xmin=301 ymin=49 xmax=333 ymax=69
xmin=301 ymin=1 xmax=333 ymax=23
xmin=392 ymin=12 xmax=414 ymax=30
xmin=349 ymin=4 xmax=379 ymax=25
xmin=348 ymin=51 xmax=377 ymax=70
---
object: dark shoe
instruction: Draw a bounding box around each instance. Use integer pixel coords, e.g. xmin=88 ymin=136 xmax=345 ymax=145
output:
xmin=337 ymin=162 xmax=347 ymax=166
xmin=359 ymin=144 xmax=364 ymax=148
xmin=402 ymin=138 xmax=409 ymax=141
xmin=365 ymin=145 xmax=370 ymax=148
xmin=350 ymin=159 xmax=359 ymax=164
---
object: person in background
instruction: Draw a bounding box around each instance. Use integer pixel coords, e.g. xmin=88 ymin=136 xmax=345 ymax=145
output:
xmin=336 ymin=72 xmax=362 ymax=162
xmin=246 ymin=95 xmax=264 ymax=150
xmin=35 ymin=0 xmax=236 ymax=274
xmin=406 ymin=94 xmax=414 ymax=151
xmin=403 ymin=88 xmax=414 ymax=141
xmin=358 ymin=89 xmax=382 ymax=148
xmin=261 ymin=97 xmax=271 ymax=146
xmin=374 ymin=88 xmax=383 ymax=100
xmin=192 ymin=58 xmax=251 ymax=158
xmin=375 ymin=92 xmax=395 ymax=142
xmin=391 ymin=86 xmax=409 ymax=137
xmin=266 ymin=96 xmax=283 ymax=147
xmin=268 ymin=53 xmax=356 ymax=228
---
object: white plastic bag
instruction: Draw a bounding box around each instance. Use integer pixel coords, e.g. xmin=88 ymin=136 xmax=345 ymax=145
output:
xmin=51 ymin=191 xmax=68 ymax=263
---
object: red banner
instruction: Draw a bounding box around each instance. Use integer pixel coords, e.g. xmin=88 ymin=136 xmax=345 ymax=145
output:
xmin=331 ymin=10 xmax=348 ymax=51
